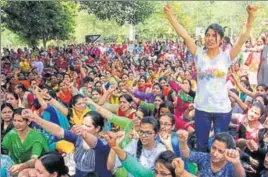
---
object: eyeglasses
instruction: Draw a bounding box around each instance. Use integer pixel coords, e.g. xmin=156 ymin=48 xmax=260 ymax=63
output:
xmin=138 ymin=130 xmax=154 ymax=137
xmin=154 ymin=169 xmax=171 ymax=176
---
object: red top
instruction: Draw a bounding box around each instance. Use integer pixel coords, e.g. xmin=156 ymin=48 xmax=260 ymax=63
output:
xmin=117 ymin=108 xmax=135 ymax=119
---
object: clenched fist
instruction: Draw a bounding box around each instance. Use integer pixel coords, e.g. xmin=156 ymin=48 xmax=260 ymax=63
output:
xmin=172 ymin=158 xmax=185 ymax=177
xmin=164 ymin=4 xmax=174 ymax=19
xmin=224 ymin=149 xmax=240 ymax=165
xmin=177 ymin=130 xmax=189 ymax=143
xmin=246 ymin=5 xmax=258 ymax=18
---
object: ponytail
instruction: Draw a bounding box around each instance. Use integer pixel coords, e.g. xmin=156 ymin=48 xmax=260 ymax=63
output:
xmin=136 ymin=139 xmax=143 ymax=160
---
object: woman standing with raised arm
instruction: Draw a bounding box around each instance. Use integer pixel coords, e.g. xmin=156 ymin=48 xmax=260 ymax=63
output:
xmin=164 ymin=4 xmax=258 ymax=152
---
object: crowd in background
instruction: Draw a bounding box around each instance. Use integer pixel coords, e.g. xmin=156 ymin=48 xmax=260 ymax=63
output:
xmin=1 ymin=4 xmax=268 ymax=177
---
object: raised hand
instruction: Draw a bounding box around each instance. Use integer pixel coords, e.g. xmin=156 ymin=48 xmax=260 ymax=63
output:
xmin=104 ymin=131 xmax=124 ymax=148
xmin=159 ymin=132 xmax=172 ymax=146
xmin=172 ymin=158 xmax=185 ymax=177
xmin=129 ymin=129 xmax=139 ymax=140
xmin=108 ymin=85 xmax=117 ymax=93
xmin=71 ymin=125 xmax=87 ymax=138
xmin=164 ymin=4 xmax=174 ymax=18
xmin=224 ymin=149 xmax=240 ymax=164
xmin=246 ymin=5 xmax=258 ymax=18
xmin=177 ymin=130 xmax=189 ymax=143
xmin=21 ymin=109 xmax=38 ymax=122
xmin=41 ymin=89 xmax=51 ymax=100
xmin=32 ymin=85 xmax=42 ymax=95
xmin=84 ymin=97 xmax=94 ymax=105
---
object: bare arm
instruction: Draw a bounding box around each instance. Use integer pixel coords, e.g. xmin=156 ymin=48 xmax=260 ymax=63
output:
xmin=164 ymin=4 xmax=197 ymax=56
xmin=47 ymin=97 xmax=69 ymax=116
xmin=87 ymin=100 xmax=114 ymax=121
xmin=25 ymin=112 xmax=64 ymax=138
xmin=232 ymin=74 xmax=255 ymax=98
xmin=10 ymin=158 xmax=37 ymax=176
xmin=230 ymin=5 xmax=258 ymax=60
xmin=233 ymin=162 xmax=246 ymax=177
xmin=98 ymin=89 xmax=112 ymax=106
xmin=107 ymin=149 xmax=117 ymax=170
xmin=33 ymin=89 xmax=48 ymax=110
xmin=80 ymin=130 xmax=98 ymax=148
xmin=228 ymin=90 xmax=248 ymax=112
xmin=177 ymin=130 xmax=190 ymax=158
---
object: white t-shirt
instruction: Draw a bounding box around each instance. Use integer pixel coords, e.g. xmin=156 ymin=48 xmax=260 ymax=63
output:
xmin=194 ymin=48 xmax=232 ymax=113
xmin=113 ymin=139 xmax=166 ymax=177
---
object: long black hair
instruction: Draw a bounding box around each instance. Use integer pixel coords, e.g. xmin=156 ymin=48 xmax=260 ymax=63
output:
xmin=83 ymin=111 xmax=104 ymax=132
xmin=205 ymin=23 xmax=224 ymax=46
xmin=39 ymin=151 xmax=69 ymax=177
xmin=1 ymin=103 xmax=14 ymax=112
xmin=136 ymin=117 xmax=159 ymax=159
xmin=213 ymin=132 xmax=236 ymax=149
xmin=158 ymin=101 xmax=174 ymax=116
xmin=155 ymin=150 xmax=177 ymax=177
xmin=68 ymin=94 xmax=85 ymax=119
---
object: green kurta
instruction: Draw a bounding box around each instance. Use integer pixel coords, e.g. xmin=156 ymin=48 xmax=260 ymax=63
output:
xmin=109 ymin=113 xmax=134 ymax=177
xmin=2 ymin=129 xmax=50 ymax=164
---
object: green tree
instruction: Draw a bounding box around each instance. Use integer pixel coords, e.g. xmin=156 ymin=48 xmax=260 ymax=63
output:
xmin=80 ymin=1 xmax=154 ymax=26
xmin=2 ymin=1 xmax=77 ymax=49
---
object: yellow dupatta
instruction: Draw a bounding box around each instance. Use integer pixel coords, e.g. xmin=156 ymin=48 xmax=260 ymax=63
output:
xmin=71 ymin=108 xmax=90 ymax=126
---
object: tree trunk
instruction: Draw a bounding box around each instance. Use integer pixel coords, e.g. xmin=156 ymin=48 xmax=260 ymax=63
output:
xmin=43 ymin=38 xmax=47 ymax=50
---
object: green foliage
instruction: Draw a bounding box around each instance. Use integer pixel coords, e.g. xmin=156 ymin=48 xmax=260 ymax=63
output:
xmin=1 ymin=1 xmax=267 ymax=47
xmin=80 ymin=1 xmax=154 ymax=26
xmin=74 ymin=10 xmax=130 ymax=43
xmin=135 ymin=2 xmax=197 ymax=40
xmin=2 ymin=1 xmax=78 ymax=48
xmin=1 ymin=28 xmax=28 ymax=48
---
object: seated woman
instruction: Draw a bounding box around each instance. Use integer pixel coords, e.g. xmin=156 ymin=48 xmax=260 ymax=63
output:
xmin=232 ymin=102 xmax=265 ymax=145
xmin=31 ymin=86 xmax=70 ymax=150
xmin=22 ymin=109 xmax=112 ymax=177
xmin=18 ymin=151 xmax=69 ymax=177
xmin=239 ymin=125 xmax=268 ymax=177
xmin=155 ymin=150 xmax=195 ymax=177
xmin=177 ymin=130 xmax=245 ymax=177
xmin=133 ymin=93 xmax=165 ymax=118
xmin=68 ymin=94 xmax=91 ymax=126
xmin=5 ymin=92 xmax=22 ymax=112
xmin=1 ymin=108 xmax=50 ymax=176
xmin=156 ymin=113 xmax=197 ymax=175
xmin=106 ymin=117 xmax=167 ymax=177
xmin=133 ymin=83 xmax=163 ymax=103
xmin=156 ymin=113 xmax=182 ymax=155
xmin=88 ymin=98 xmax=150 ymax=148
xmin=99 ymin=91 xmax=136 ymax=120
xmin=87 ymin=99 xmax=150 ymax=177
xmin=1 ymin=103 xmax=15 ymax=155
xmin=1 ymin=103 xmax=14 ymax=141
xmin=168 ymin=79 xmax=194 ymax=120
xmin=104 ymin=133 xmax=195 ymax=177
